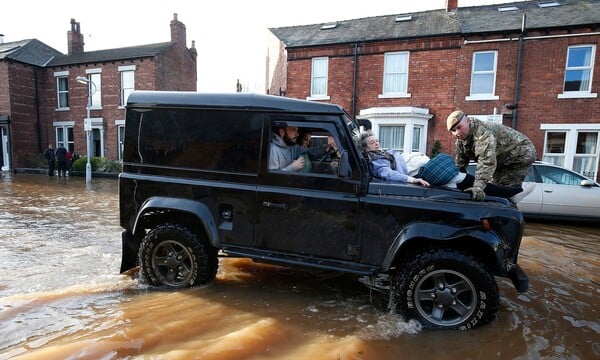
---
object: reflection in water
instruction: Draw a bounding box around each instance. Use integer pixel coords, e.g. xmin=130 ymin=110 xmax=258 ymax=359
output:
xmin=0 ymin=173 xmax=599 ymax=359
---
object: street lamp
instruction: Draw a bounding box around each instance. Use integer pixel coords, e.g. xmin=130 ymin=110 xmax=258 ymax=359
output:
xmin=76 ymin=76 xmax=95 ymax=184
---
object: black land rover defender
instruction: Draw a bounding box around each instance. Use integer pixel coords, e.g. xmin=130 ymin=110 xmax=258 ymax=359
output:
xmin=119 ymin=91 xmax=528 ymax=330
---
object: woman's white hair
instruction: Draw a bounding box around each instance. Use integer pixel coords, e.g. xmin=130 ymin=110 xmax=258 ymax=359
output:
xmin=359 ymin=130 xmax=376 ymax=149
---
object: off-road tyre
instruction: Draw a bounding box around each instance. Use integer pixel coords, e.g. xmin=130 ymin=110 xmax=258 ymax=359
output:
xmin=390 ymin=248 xmax=499 ymax=330
xmin=139 ymin=223 xmax=218 ymax=288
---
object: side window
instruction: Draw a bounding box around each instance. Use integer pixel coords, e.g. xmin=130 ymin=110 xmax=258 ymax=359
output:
xmin=382 ymin=51 xmax=409 ymax=97
xmin=542 ymin=131 xmax=566 ymax=166
xmin=129 ymin=109 xmax=262 ymax=173
xmin=90 ymin=73 xmax=102 ymax=108
xmin=56 ymin=76 xmax=69 ymax=109
xmin=574 ymin=131 xmax=598 ymax=180
xmin=55 ymin=125 xmax=74 ymax=153
xmin=467 ymin=51 xmax=498 ymax=100
xmin=268 ymin=121 xmax=341 ymax=176
xmin=309 ymin=57 xmax=329 ymax=99
xmin=54 ymin=71 xmax=69 ymax=110
xmin=524 ymin=166 xmax=535 ymax=182
xmin=379 ymin=125 xmax=405 ymax=151
xmin=538 ymin=165 xmax=585 ymax=186
xmin=119 ymin=65 xmax=135 ymax=106
xmin=563 ymin=45 xmax=595 ymax=94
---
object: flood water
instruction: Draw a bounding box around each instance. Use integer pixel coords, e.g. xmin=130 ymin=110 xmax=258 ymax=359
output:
xmin=0 ymin=173 xmax=598 ymax=359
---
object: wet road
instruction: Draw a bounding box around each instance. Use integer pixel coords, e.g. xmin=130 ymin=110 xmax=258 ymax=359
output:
xmin=0 ymin=173 xmax=598 ymax=359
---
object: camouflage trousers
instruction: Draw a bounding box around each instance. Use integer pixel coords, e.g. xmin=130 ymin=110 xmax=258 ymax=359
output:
xmin=493 ymin=147 xmax=537 ymax=187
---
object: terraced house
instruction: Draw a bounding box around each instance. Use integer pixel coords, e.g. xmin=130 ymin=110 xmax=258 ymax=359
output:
xmin=0 ymin=13 xmax=196 ymax=171
xmin=268 ymin=0 xmax=600 ymax=181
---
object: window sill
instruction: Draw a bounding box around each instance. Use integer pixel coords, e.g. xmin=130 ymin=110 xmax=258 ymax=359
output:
xmin=90 ymin=106 xmax=103 ymax=110
xmin=306 ymin=95 xmax=330 ymax=101
xmin=118 ymin=105 xmax=126 ymax=109
xmin=55 ymin=107 xmax=71 ymax=112
xmin=378 ymin=93 xmax=411 ymax=99
xmin=557 ymin=92 xmax=598 ymax=99
xmin=465 ymin=95 xmax=499 ymax=101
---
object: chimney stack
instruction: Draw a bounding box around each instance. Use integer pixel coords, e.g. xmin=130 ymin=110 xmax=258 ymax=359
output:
xmin=446 ymin=0 xmax=458 ymax=12
xmin=170 ymin=13 xmax=187 ymax=47
xmin=67 ymin=19 xmax=85 ymax=55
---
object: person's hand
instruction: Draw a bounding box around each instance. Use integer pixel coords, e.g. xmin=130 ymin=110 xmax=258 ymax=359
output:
xmin=327 ymin=136 xmax=339 ymax=152
xmin=465 ymin=186 xmax=485 ymax=201
xmin=414 ymin=178 xmax=430 ymax=187
xmin=292 ymin=157 xmax=305 ymax=171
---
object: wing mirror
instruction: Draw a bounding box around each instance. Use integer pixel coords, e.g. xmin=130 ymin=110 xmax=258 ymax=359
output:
xmin=581 ymin=179 xmax=595 ymax=187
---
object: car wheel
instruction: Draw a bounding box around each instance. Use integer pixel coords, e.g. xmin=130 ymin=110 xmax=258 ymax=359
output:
xmin=390 ymin=249 xmax=499 ymax=330
xmin=139 ymin=223 xmax=218 ymax=288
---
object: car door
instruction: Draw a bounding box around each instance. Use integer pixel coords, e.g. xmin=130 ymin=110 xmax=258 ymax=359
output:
xmin=535 ymin=164 xmax=600 ymax=218
xmin=255 ymin=117 xmax=361 ymax=261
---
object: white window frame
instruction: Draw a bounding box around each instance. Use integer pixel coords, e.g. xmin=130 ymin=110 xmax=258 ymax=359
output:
xmin=379 ymin=125 xmax=406 ymax=151
xmin=85 ymin=68 xmax=102 ymax=109
xmin=558 ymin=44 xmax=597 ymax=99
xmin=357 ymin=106 xmax=431 ymax=154
xmin=379 ymin=51 xmax=411 ymax=98
xmin=54 ymin=71 xmax=70 ymax=110
xmin=466 ymin=51 xmax=499 ymax=101
xmin=540 ymin=123 xmax=600 ymax=181
xmin=542 ymin=130 xmax=567 ymax=167
xmin=307 ymin=57 xmax=330 ymax=100
xmin=53 ymin=121 xmax=75 ymax=154
xmin=573 ymin=131 xmax=599 ymax=180
xmin=119 ymin=65 xmax=136 ymax=107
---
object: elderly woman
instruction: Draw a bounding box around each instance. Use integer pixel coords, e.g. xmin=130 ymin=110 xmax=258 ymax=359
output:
xmin=360 ymin=130 xmax=430 ymax=186
xmin=360 ymin=130 xmax=533 ymax=203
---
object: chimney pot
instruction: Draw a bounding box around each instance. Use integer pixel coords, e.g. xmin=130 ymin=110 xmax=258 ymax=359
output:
xmin=446 ymin=0 xmax=458 ymax=12
xmin=67 ymin=18 xmax=85 ymax=55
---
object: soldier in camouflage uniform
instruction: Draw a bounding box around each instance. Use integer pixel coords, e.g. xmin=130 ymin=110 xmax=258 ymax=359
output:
xmin=447 ymin=110 xmax=537 ymax=201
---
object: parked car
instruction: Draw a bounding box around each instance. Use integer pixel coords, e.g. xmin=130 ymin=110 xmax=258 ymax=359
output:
xmin=467 ymin=161 xmax=600 ymax=222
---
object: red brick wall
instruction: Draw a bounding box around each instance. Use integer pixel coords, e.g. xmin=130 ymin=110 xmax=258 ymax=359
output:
xmin=155 ymin=45 xmax=197 ymax=91
xmin=284 ymin=29 xmax=600 ymax=163
xmin=5 ymin=62 xmax=42 ymax=167
xmin=40 ymin=49 xmax=196 ymax=163
xmin=3 ymin=17 xmax=197 ymax=169
xmin=0 ymin=63 xmax=9 ymax=113
xmin=286 ymin=37 xmax=464 ymax=155
xmin=42 ymin=58 xmax=163 ymax=161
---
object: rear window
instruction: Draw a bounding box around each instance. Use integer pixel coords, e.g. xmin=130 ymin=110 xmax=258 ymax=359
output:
xmin=123 ymin=108 xmax=263 ymax=173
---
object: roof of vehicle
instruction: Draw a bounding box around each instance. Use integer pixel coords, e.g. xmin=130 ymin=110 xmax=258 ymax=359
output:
xmin=126 ymin=91 xmax=346 ymax=115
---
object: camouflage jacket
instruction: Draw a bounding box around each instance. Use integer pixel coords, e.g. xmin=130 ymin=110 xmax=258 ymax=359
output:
xmin=454 ymin=118 xmax=534 ymax=188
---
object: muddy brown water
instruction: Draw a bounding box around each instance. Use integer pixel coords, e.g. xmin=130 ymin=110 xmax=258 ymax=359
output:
xmin=0 ymin=173 xmax=598 ymax=359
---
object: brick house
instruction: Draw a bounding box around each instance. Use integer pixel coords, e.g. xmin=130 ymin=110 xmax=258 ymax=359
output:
xmin=0 ymin=13 xmax=196 ymax=171
xmin=268 ymin=0 xmax=600 ymax=181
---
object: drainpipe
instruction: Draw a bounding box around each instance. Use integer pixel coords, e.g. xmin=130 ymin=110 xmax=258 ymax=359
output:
xmin=34 ymin=69 xmax=42 ymax=154
xmin=512 ymin=14 xmax=526 ymax=129
xmin=351 ymin=43 xmax=359 ymax=118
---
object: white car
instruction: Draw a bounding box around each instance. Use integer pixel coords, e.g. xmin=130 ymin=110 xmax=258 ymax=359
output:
xmin=467 ymin=161 xmax=600 ymax=222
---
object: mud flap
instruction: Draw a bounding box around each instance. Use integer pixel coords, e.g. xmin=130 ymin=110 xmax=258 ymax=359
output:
xmin=120 ymin=230 xmax=139 ymax=273
xmin=508 ymin=264 xmax=529 ymax=293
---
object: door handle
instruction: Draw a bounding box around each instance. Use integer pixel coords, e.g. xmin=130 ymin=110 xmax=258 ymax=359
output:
xmin=262 ymin=201 xmax=287 ymax=209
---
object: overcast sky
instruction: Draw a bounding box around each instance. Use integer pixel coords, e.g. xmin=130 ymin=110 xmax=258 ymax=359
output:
xmin=2 ymin=0 xmax=511 ymax=93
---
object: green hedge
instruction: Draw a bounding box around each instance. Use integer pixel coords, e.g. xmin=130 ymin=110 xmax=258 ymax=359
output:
xmin=71 ymin=157 xmax=122 ymax=173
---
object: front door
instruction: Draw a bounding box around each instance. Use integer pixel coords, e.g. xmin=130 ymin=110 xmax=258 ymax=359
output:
xmin=255 ymin=118 xmax=361 ymax=261
xmin=1 ymin=126 xmax=9 ymax=171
